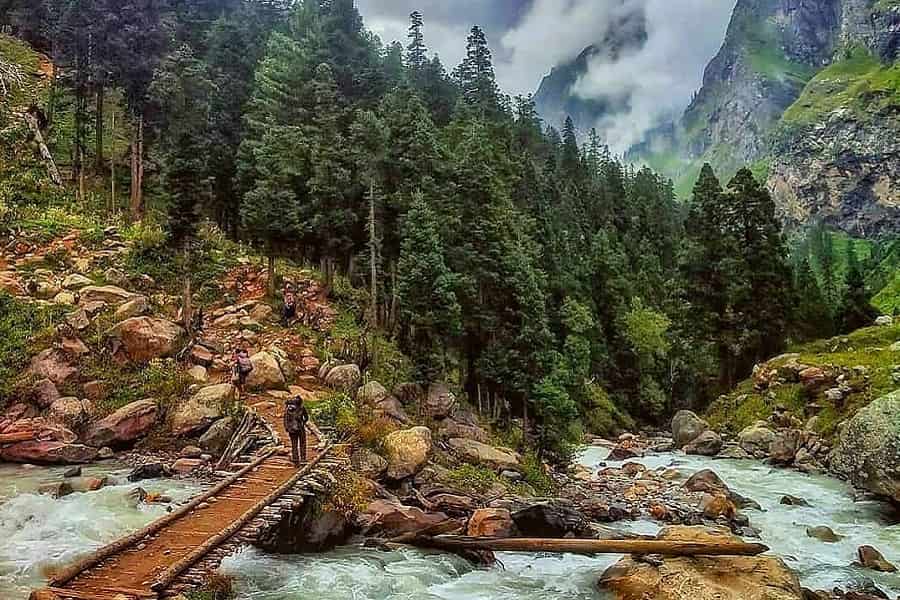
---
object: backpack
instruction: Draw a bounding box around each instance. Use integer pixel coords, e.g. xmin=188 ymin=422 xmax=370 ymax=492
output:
xmin=237 ymin=354 xmax=253 ymax=374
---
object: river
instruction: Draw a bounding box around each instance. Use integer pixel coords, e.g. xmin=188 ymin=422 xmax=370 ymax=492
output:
xmin=0 ymin=449 xmax=897 ymax=599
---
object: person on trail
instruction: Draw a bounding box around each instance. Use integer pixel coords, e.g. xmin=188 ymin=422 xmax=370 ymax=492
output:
xmin=283 ymin=395 xmax=309 ymax=467
xmin=232 ymin=348 xmax=253 ymax=398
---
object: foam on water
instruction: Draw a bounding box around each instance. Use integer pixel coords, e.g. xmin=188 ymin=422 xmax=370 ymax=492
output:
xmin=0 ymin=462 xmax=199 ymax=599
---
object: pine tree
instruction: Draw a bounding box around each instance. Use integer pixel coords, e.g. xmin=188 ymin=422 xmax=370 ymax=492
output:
xmin=398 ymin=192 xmax=461 ymax=381
xmin=406 ymin=10 xmax=427 ymax=71
xmin=560 ymin=116 xmax=581 ymax=177
xmin=454 ymin=26 xmax=500 ymax=114
xmin=838 ymin=239 xmax=878 ymax=332
xmin=150 ymin=45 xmax=213 ymax=332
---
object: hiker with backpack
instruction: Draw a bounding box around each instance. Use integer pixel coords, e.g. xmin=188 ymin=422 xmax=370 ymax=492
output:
xmin=232 ymin=348 xmax=253 ymax=398
xmin=283 ymin=395 xmax=310 ymax=466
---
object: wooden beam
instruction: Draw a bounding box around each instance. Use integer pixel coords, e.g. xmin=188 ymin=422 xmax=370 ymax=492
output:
xmin=400 ymin=535 xmax=769 ymax=557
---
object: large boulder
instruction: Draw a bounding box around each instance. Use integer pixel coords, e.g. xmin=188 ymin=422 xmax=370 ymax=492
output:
xmin=832 ymin=391 xmax=900 ymax=502
xmin=324 ymin=364 xmax=361 ymax=393
xmin=447 ymin=438 xmax=520 ymax=471
xmin=382 ymin=426 xmax=432 ymax=480
xmin=61 ymin=273 xmax=93 ymax=290
xmin=739 ymin=422 xmax=777 ymax=455
xmin=425 ymin=383 xmax=457 ymax=419
xmin=108 ymin=317 xmax=184 ymax=363
xmin=511 ymin=502 xmax=594 ymax=538
xmin=358 ymin=381 xmax=389 ymax=405
xmin=83 ymin=399 xmax=158 ymax=447
xmin=467 ymin=508 xmax=516 ymax=537
xmin=79 ymin=285 xmax=135 ymax=305
xmin=769 ymin=430 xmax=800 ymax=464
xmin=114 ymin=295 xmax=149 ymax=321
xmin=0 ymin=441 xmax=98 ymax=464
xmin=29 ymin=349 xmax=76 ymax=385
xmin=598 ymin=526 xmax=803 ymax=600
xmin=438 ymin=418 xmax=491 ymax=443
xmin=373 ymin=395 xmax=410 ymax=425
xmin=199 ymin=416 xmax=236 ymax=455
xmin=684 ymin=430 xmax=723 ymax=456
xmin=245 ymin=351 xmax=286 ymax=390
xmin=359 ymin=499 xmax=450 ymax=537
xmin=0 ymin=272 xmax=24 ymax=296
xmin=32 ymin=379 xmax=61 ymax=409
xmin=671 ymin=410 xmax=709 ymax=448
xmin=47 ymin=397 xmax=92 ymax=428
xmin=351 ymin=448 xmax=389 ymax=479
xmin=170 ymin=383 xmax=236 ymax=436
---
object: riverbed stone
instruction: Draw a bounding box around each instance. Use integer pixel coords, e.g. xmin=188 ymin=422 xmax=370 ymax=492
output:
xmin=857 ymin=545 xmax=897 ymax=573
xmin=806 ymin=525 xmax=842 ymax=543
xmin=598 ymin=526 xmax=804 ymax=600
xmin=360 ymin=499 xmax=450 ymax=536
xmin=199 ymin=416 xmax=236 ymax=455
xmin=382 ymin=426 xmax=431 ymax=480
xmin=684 ymin=430 xmax=723 ymax=456
xmin=83 ymin=399 xmax=158 ymax=448
xmin=0 ymin=441 xmax=98 ymax=464
xmin=170 ymin=383 xmax=235 ymax=436
xmin=467 ymin=508 xmax=516 ymax=537
xmin=832 ymin=390 xmax=900 ymax=502
xmin=671 ymin=410 xmax=709 ymax=448
xmin=738 ymin=422 xmax=777 ymax=454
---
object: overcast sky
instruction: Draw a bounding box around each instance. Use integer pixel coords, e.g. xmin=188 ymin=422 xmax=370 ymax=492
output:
xmin=357 ymin=0 xmax=736 ymax=151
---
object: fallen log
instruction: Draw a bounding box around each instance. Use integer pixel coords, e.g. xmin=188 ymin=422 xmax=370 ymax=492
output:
xmin=23 ymin=111 xmax=63 ymax=187
xmin=0 ymin=430 xmax=37 ymax=444
xmin=399 ymin=535 xmax=769 ymax=558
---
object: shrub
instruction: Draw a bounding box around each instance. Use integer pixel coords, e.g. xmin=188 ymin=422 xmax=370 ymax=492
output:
xmin=519 ymin=451 xmax=555 ymax=496
xmin=446 ymin=463 xmax=502 ymax=495
xmin=322 ymin=465 xmax=372 ymax=517
xmin=0 ymin=293 xmax=65 ymax=402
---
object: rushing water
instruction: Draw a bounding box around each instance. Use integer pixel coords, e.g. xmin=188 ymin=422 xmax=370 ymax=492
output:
xmin=0 ymin=448 xmax=898 ymax=599
xmin=0 ymin=462 xmax=199 ymax=599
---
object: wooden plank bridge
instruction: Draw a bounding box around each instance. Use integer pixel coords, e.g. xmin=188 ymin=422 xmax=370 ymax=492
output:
xmin=31 ymin=392 xmax=348 ymax=600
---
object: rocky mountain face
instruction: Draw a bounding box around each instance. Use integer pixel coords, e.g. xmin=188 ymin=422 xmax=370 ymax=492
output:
xmin=533 ymin=7 xmax=646 ymax=134
xmin=681 ymin=0 xmax=900 ymax=236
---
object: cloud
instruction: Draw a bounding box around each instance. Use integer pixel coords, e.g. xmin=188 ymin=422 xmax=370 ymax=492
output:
xmin=496 ymin=0 xmax=629 ymax=96
xmin=573 ymin=0 xmax=736 ymax=154
xmin=356 ymin=0 xmax=736 ymax=153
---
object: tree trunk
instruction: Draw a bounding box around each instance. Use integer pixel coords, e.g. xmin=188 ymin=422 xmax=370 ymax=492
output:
xmin=389 ymin=261 xmax=398 ymax=333
xmin=183 ymin=246 xmax=193 ymax=335
xmin=267 ymin=252 xmax=276 ymax=300
xmin=522 ymin=396 xmax=528 ymax=437
xmin=109 ymin=110 xmax=116 ymax=214
xmin=368 ymin=180 xmax=378 ymax=327
xmin=129 ymin=115 xmax=144 ymax=221
xmin=397 ymin=535 xmax=768 ymax=558
xmin=23 ymin=111 xmax=62 ymax=186
xmin=95 ymin=85 xmax=104 ymax=171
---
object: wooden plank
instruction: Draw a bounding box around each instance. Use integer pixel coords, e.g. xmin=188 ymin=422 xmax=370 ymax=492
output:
xmin=48 ymin=446 xmax=279 ymax=587
xmin=150 ymin=445 xmax=334 ymax=592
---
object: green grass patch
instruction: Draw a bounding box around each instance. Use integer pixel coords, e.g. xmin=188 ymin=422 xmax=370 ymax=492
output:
xmin=0 ymin=293 xmax=66 ymax=403
xmin=781 ymin=48 xmax=900 ymax=130
xmin=446 ymin=463 xmax=503 ymax=495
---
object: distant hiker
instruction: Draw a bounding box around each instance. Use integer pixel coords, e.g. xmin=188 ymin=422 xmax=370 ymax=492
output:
xmin=232 ymin=348 xmax=253 ymax=397
xmin=282 ymin=282 xmax=297 ymax=326
xmin=283 ymin=395 xmax=309 ymax=466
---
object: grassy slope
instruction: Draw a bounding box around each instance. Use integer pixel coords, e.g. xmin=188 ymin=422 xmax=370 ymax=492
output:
xmin=780 ymin=48 xmax=900 ymax=132
xmin=0 ymin=33 xmax=43 ymax=115
xmin=707 ymin=321 xmax=900 ymax=438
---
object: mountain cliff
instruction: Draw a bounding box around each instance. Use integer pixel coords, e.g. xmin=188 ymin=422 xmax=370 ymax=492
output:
xmin=682 ymin=0 xmax=900 ymax=236
xmin=533 ymin=8 xmax=646 ymax=133
xmin=537 ymin=0 xmax=900 ymax=236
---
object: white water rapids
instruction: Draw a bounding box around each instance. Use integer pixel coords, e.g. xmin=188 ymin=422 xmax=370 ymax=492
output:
xmin=0 ymin=449 xmax=897 ymax=599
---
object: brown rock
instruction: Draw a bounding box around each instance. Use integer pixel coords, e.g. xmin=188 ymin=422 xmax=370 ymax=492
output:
xmin=700 ymin=493 xmax=736 ymax=519
xmin=360 ymin=499 xmax=451 ymax=536
xmin=799 ymin=367 xmax=831 ymax=392
xmin=0 ymin=441 xmax=98 ymax=464
xmin=79 ymin=285 xmax=135 ymax=305
xmin=59 ymin=336 xmax=89 ymax=357
xmin=599 ymin=526 xmax=804 ymax=600
xmin=245 ymin=351 xmax=286 ymax=390
xmin=108 ymin=316 xmax=184 ymax=363
xmin=0 ymin=272 xmax=24 ymax=296
xmin=171 ymin=458 xmax=204 ymax=475
xmin=83 ymin=399 xmax=158 ymax=448
xmin=32 ymin=379 xmax=61 ymax=409
xmin=114 ymin=295 xmax=150 ymax=321
xmin=47 ymin=397 xmax=92 ymax=428
xmin=38 ymin=481 xmax=74 ymax=498
xmin=467 ymin=508 xmax=515 ymax=537
xmin=425 ymin=383 xmax=457 ymax=419
xmin=448 ymin=438 xmax=521 ymax=471
xmin=383 ymin=426 xmax=432 ymax=480
xmin=83 ymin=381 xmax=107 ymax=401
xmin=190 ymin=345 xmax=214 ymax=367
xmin=29 ymin=349 xmax=76 ymax=385
xmin=857 ymin=545 xmax=897 ymax=573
